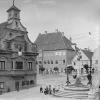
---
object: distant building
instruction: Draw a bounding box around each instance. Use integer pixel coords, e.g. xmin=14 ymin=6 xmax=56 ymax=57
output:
xmin=72 ymin=48 xmax=93 ymax=72
xmin=92 ymin=46 xmax=100 ymax=71
xmin=0 ymin=2 xmax=38 ymax=93
xmin=35 ymin=31 xmax=76 ymax=74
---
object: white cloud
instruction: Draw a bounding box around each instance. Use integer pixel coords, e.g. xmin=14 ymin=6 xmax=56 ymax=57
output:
xmin=39 ymin=0 xmax=56 ymax=5
xmin=23 ymin=0 xmax=33 ymax=4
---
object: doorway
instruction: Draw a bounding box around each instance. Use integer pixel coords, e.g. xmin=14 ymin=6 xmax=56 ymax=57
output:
xmin=15 ymin=81 xmax=19 ymax=91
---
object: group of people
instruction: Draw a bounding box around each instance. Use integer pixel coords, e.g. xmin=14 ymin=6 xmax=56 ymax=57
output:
xmin=40 ymin=85 xmax=56 ymax=95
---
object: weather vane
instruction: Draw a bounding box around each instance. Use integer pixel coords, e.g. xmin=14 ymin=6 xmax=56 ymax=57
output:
xmin=13 ymin=0 xmax=15 ymax=6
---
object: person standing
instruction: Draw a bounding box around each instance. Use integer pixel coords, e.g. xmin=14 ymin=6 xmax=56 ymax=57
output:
xmin=40 ymin=86 xmax=43 ymax=93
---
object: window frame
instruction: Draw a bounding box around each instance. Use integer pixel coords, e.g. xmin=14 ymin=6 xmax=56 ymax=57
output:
xmin=28 ymin=62 xmax=32 ymax=70
xmin=15 ymin=61 xmax=23 ymax=70
xmin=0 ymin=82 xmax=4 ymax=89
xmin=0 ymin=61 xmax=5 ymax=70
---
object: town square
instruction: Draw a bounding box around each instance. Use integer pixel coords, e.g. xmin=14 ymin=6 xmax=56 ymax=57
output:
xmin=0 ymin=0 xmax=99 ymax=100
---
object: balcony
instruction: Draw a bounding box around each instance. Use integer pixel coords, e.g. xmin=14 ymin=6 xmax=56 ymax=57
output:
xmin=10 ymin=70 xmax=26 ymax=76
xmin=0 ymin=70 xmax=35 ymax=76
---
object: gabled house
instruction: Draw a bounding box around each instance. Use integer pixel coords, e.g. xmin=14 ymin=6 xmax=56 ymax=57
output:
xmin=92 ymin=45 xmax=100 ymax=71
xmin=72 ymin=48 xmax=93 ymax=72
xmin=35 ymin=31 xmax=76 ymax=74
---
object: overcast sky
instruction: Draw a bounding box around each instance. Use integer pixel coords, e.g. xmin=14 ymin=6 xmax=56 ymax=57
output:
xmin=0 ymin=0 xmax=100 ymax=50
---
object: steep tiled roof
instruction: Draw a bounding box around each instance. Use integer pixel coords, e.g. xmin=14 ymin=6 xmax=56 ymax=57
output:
xmin=7 ymin=5 xmax=20 ymax=12
xmin=63 ymin=36 xmax=74 ymax=50
xmin=82 ymin=49 xmax=93 ymax=60
xmin=35 ymin=32 xmax=74 ymax=51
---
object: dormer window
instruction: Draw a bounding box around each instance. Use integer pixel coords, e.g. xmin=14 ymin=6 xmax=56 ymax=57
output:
xmin=9 ymin=33 xmax=12 ymax=37
xmin=15 ymin=21 xmax=18 ymax=27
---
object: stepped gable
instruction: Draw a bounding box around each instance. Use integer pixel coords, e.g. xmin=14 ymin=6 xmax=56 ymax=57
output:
xmin=82 ymin=49 xmax=93 ymax=60
xmin=35 ymin=32 xmax=74 ymax=51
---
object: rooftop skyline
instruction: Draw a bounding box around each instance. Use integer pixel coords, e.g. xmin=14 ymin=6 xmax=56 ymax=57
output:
xmin=0 ymin=0 xmax=100 ymax=50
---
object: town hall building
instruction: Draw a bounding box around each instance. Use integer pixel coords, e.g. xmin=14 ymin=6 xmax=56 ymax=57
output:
xmin=35 ymin=31 xmax=76 ymax=74
xmin=0 ymin=2 xmax=38 ymax=93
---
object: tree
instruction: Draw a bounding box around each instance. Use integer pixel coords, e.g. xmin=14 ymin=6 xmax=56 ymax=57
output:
xmin=53 ymin=67 xmax=59 ymax=72
xmin=39 ymin=67 xmax=45 ymax=74
xmin=65 ymin=66 xmax=75 ymax=74
xmin=83 ymin=64 xmax=89 ymax=73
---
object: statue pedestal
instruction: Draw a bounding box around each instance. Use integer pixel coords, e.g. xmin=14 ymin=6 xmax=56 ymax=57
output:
xmin=74 ymin=77 xmax=83 ymax=87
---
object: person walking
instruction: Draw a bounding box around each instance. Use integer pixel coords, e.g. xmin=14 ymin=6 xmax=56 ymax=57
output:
xmin=40 ymin=86 xmax=43 ymax=93
xmin=48 ymin=85 xmax=52 ymax=94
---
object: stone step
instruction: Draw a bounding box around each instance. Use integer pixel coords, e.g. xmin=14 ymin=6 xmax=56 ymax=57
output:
xmin=55 ymin=91 xmax=88 ymax=96
xmin=53 ymin=94 xmax=88 ymax=99
xmin=56 ymin=89 xmax=89 ymax=94
xmin=53 ymin=89 xmax=89 ymax=99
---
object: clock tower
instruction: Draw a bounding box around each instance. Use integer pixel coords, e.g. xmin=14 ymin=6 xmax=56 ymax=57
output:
xmin=6 ymin=0 xmax=26 ymax=31
xmin=7 ymin=0 xmax=20 ymax=23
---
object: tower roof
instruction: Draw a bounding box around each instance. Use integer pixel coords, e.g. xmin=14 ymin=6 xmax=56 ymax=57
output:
xmin=7 ymin=5 xmax=20 ymax=12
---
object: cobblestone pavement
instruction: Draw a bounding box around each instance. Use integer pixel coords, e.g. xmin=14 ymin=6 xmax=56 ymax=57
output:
xmin=0 ymin=73 xmax=98 ymax=100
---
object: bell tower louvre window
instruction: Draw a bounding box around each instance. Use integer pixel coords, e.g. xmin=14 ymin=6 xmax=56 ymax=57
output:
xmin=7 ymin=0 xmax=20 ymax=22
xmin=0 ymin=61 xmax=5 ymax=70
xmin=15 ymin=61 xmax=23 ymax=69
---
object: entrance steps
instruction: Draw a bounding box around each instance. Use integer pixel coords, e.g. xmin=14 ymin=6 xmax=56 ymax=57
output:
xmin=53 ymin=86 xmax=89 ymax=99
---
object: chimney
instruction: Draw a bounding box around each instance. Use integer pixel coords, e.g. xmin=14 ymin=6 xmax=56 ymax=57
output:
xmin=44 ymin=31 xmax=47 ymax=34
xmin=56 ymin=29 xmax=59 ymax=33
xmin=69 ymin=37 xmax=72 ymax=42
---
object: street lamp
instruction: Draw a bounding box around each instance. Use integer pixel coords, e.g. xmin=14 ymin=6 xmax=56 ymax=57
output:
xmin=87 ymin=66 xmax=92 ymax=85
xmin=87 ymin=59 xmax=92 ymax=85
xmin=65 ymin=67 xmax=70 ymax=86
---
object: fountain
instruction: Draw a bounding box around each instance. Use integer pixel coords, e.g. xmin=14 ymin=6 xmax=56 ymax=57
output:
xmin=53 ymin=69 xmax=90 ymax=99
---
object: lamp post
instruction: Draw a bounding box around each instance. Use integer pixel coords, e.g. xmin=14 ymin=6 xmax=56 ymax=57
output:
xmin=65 ymin=67 xmax=70 ymax=86
xmin=87 ymin=59 xmax=92 ymax=85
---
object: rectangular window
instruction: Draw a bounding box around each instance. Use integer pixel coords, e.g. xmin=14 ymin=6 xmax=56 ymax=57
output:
xmin=51 ymin=60 xmax=53 ymax=64
xmin=7 ymin=42 xmax=11 ymax=49
xmin=30 ymin=80 xmax=34 ymax=85
xmin=28 ymin=62 xmax=32 ymax=70
xmin=0 ymin=61 xmax=5 ymax=70
xmin=48 ymin=60 xmax=50 ymax=64
xmin=36 ymin=61 xmax=38 ymax=65
xmin=39 ymin=61 xmax=42 ymax=64
xmin=0 ymin=82 xmax=4 ymax=89
xmin=15 ymin=62 xmax=23 ymax=69
xmin=11 ymin=61 xmax=13 ymax=69
xmin=63 ymin=60 xmax=65 ymax=64
xmin=22 ymin=81 xmax=25 ymax=86
xmin=55 ymin=60 xmax=58 ymax=64
xmin=44 ymin=61 xmax=46 ymax=64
